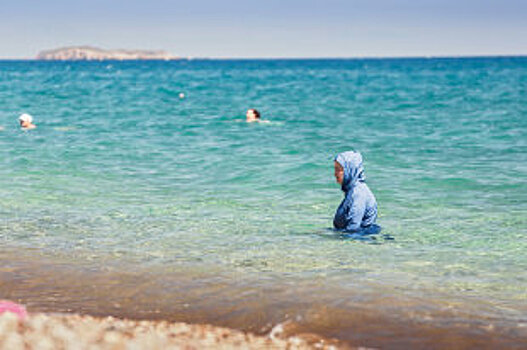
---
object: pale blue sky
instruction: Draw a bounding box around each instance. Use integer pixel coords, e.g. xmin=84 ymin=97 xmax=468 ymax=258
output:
xmin=2 ymin=0 xmax=526 ymax=58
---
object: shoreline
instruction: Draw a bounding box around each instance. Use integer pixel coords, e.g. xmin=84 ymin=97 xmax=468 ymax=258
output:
xmin=1 ymin=248 xmax=526 ymax=349
xmin=0 ymin=311 xmax=340 ymax=349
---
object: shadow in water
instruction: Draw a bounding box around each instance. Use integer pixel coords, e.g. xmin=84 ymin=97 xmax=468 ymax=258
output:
xmin=317 ymin=225 xmax=394 ymax=243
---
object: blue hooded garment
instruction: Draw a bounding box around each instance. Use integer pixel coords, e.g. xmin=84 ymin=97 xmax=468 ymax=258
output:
xmin=333 ymin=151 xmax=379 ymax=233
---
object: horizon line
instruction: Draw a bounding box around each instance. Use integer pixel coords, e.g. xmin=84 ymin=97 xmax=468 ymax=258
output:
xmin=0 ymin=54 xmax=526 ymax=61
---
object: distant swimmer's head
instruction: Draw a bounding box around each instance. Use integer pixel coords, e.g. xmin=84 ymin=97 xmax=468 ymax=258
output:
xmin=19 ymin=113 xmax=33 ymax=124
xmin=19 ymin=113 xmax=36 ymax=129
xmin=334 ymin=151 xmax=365 ymax=192
xmin=246 ymin=109 xmax=261 ymax=122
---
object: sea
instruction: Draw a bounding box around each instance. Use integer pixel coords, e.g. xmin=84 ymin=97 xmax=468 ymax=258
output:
xmin=0 ymin=57 xmax=526 ymax=348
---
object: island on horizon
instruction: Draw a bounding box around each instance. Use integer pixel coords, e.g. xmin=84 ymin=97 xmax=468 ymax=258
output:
xmin=36 ymin=46 xmax=180 ymax=61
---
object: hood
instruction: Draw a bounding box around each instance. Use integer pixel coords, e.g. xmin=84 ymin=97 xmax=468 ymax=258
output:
xmin=335 ymin=151 xmax=365 ymax=192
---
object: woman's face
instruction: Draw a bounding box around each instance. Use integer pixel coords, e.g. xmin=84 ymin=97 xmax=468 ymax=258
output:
xmin=246 ymin=109 xmax=258 ymax=121
xmin=334 ymin=161 xmax=344 ymax=184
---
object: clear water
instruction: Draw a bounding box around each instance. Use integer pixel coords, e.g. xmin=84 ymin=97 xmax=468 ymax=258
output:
xmin=1 ymin=58 xmax=526 ymax=347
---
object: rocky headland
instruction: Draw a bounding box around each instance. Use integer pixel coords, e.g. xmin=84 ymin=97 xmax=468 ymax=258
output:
xmin=36 ymin=46 xmax=180 ymax=61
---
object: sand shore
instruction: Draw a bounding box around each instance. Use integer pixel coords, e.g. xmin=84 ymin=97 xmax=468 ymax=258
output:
xmin=0 ymin=311 xmax=343 ymax=350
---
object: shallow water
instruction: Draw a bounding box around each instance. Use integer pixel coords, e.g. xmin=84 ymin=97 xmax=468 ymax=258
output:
xmin=1 ymin=58 xmax=526 ymax=347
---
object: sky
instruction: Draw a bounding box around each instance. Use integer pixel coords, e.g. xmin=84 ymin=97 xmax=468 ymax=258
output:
xmin=1 ymin=0 xmax=526 ymax=58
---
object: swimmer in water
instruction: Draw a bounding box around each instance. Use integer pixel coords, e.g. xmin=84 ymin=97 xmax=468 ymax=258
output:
xmin=246 ymin=109 xmax=261 ymax=122
xmin=246 ymin=109 xmax=269 ymax=123
xmin=19 ymin=113 xmax=36 ymax=130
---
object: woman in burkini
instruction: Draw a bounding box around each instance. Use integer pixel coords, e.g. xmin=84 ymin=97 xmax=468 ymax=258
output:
xmin=333 ymin=151 xmax=380 ymax=234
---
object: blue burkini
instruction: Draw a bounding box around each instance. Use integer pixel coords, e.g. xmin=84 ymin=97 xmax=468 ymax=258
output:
xmin=333 ymin=151 xmax=380 ymax=234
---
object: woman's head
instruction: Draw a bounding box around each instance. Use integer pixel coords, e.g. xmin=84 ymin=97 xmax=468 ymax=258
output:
xmin=246 ymin=109 xmax=261 ymax=122
xmin=19 ymin=113 xmax=34 ymax=128
xmin=334 ymin=151 xmax=365 ymax=191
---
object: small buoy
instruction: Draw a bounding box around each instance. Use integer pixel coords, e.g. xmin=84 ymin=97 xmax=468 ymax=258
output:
xmin=179 ymin=93 xmax=185 ymax=99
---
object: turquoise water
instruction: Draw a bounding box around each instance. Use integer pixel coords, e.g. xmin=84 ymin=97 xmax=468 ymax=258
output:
xmin=1 ymin=58 xmax=526 ymax=347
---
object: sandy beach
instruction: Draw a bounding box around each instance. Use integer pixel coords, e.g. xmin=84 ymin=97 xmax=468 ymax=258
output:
xmin=0 ymin=311 xmax=343 ymax=350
